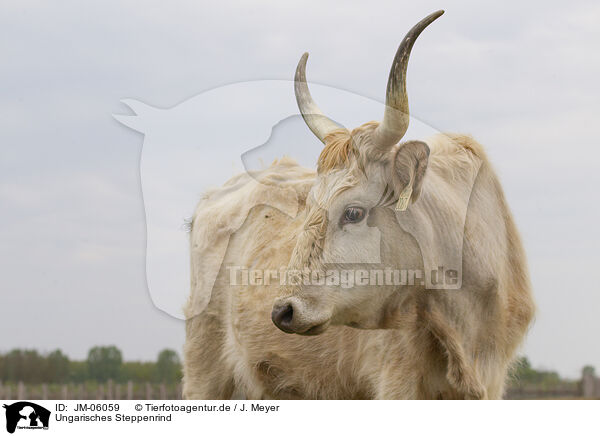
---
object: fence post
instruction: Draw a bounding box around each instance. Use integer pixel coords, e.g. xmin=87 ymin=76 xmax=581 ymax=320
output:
xmin=97 ymin=384 xmax=105 ymax=400
xmin=127 ymin=381 xmax=133 ymax=400
xmin=41 ymin=384 xmax=48 ymax=400
xmin=17 ymin=381 xmax=25 ymax=400
xmin=177 ymin=382 xmax=183 ymax=400
xmin=145 ymin=383 xmax=152 ymax=400
xmin=115 ymin=384 xmax=121 ymax=400
xmin=0 ymin=381 xmax=3 ymax=400
xmin=159 ymin=383 xmax=167 ymax=400
xmin=107 ymin=379 xmax=113 ymax=399
xmin=582 ymin=366 xmax=596 ymax=398
xmin=61 ymin=384 xmax=68 ymax=400
xmin=5 ymin=385 xmax=11 ymax=400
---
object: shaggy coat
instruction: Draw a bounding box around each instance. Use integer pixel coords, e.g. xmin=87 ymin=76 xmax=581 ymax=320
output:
xmin=182 ymin=129 xmax=535 ymax=400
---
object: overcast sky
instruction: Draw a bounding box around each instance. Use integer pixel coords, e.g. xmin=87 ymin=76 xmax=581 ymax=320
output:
xmin=1 ymin=0 xmax=599 ymax=378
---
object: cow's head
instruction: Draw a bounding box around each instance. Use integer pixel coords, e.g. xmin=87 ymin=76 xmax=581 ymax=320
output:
xmin=272 ymin=11 xmax=443 ymax=335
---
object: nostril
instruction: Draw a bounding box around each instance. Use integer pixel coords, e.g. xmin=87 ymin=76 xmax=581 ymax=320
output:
xmin=280 ymin=304 xmax=293 ymax=325
xmin=272 ymin=303 xmax=294 ymax=330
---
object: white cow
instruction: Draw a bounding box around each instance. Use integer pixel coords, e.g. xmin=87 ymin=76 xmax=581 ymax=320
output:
xmin=183 ymin=10 xmax=534 ymax=399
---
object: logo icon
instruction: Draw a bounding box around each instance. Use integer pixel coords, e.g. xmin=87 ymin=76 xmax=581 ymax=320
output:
xmin=3 ymin=402 xmax=50 ymax=434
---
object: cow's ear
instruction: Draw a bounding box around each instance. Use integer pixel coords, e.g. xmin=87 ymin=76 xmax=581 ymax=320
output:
xmin=391 ymin=140 xmax=429 ymax=211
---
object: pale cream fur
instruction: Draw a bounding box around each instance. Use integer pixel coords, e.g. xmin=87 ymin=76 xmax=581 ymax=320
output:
xmin=183 ymin=129 xmax=535 ymax=400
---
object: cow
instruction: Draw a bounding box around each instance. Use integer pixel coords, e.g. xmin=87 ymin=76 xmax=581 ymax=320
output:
xmin=182 ymin=10 xmax=535 ymax=400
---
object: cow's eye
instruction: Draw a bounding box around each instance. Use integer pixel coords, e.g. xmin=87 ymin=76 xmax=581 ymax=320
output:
xmin=343 ymin=207 xmax=365 ymax=224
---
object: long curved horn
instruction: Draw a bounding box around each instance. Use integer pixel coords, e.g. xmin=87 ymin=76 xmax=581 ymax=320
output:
xmin=373 ymin=10 xmax=444 ymax=150
xmin=294 ymin=53 xmax=344 ymax=143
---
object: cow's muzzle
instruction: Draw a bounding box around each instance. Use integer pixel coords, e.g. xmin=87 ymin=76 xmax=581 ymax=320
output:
xmin=271 ymin=297 xmax=331 ymax=335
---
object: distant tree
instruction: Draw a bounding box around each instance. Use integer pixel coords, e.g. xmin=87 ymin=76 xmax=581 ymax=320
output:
xmin=120 ymin=361 xmax=156 ymax=383
xmin=46 ymin=349 xmax=70 ymax=383
xmin=510 ymin=355 xmax=562 ymax=387
xmin=1 ymin=349 xmax=45 ymax=383
xmin=515 ymin=356 xmax=531 ymax=370
xmin=87 ymin=346 xmax=123 ymax=382
xmin=69 ymin=360 xmax=89 ymax=383
xmin=156 ymin=349 xmax=182 ymax=383
xmin=0 ymin=350 xmax=21 ymax=381
xmin=24 ymin=350 xmax=46 ymax=383
xmin=582 ymin=365 xmax=595 ymax=377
